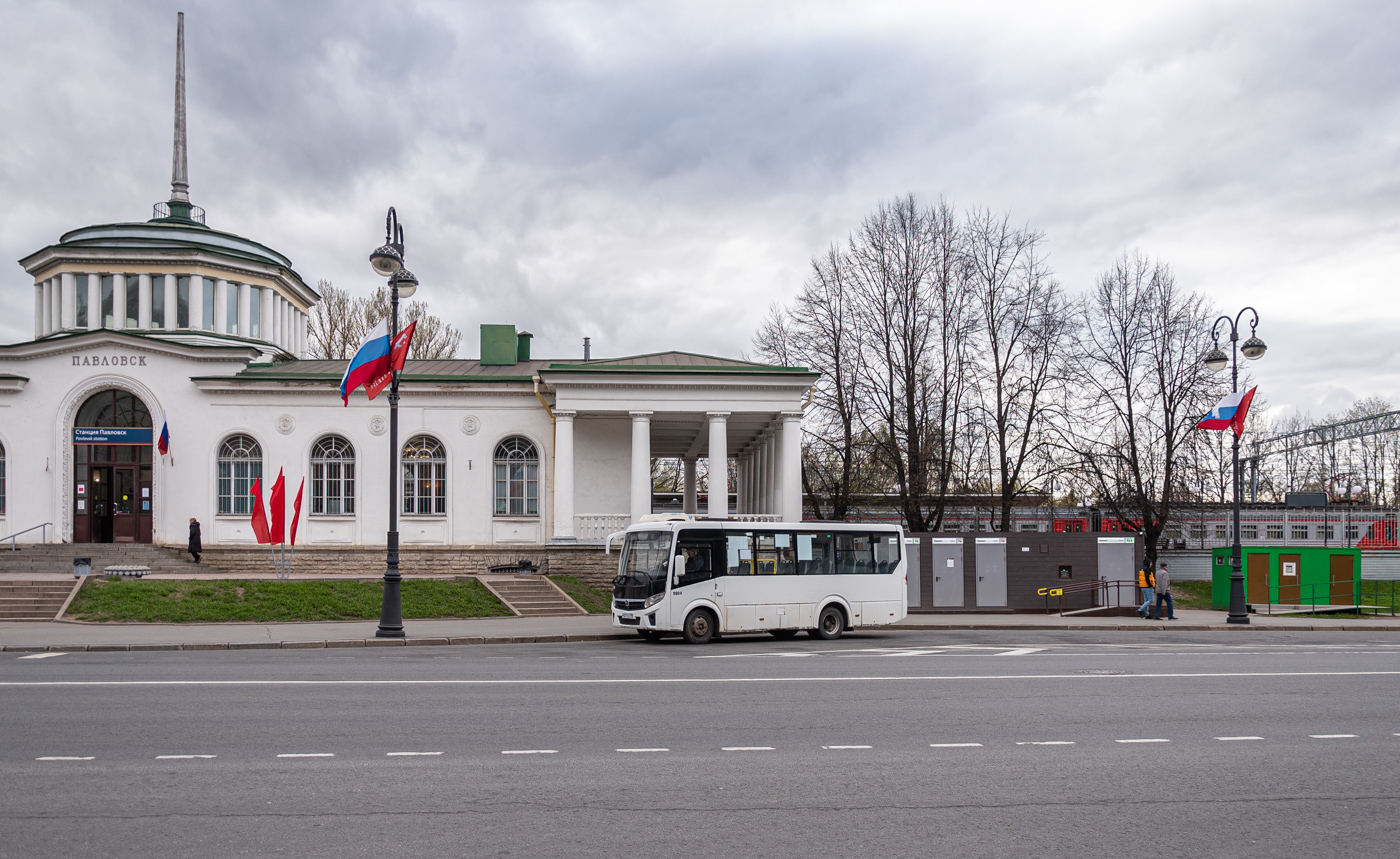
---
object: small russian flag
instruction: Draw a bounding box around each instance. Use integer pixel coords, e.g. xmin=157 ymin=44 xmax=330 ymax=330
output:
xmin=157 ymin=421 xmax=171 ymax=456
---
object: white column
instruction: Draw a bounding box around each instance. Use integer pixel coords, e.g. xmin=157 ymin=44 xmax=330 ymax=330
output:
xmin=706 ymin=412 xmax=729 ymax=519
xmin=767 ymin=434 xmax=779 ymax=515
xmin=296 ymin=310 xmax=305 ymax=357
xmin=137 ymin=274 xmax=152 ymax=329
xmin=554 ymin=410 xmax=576 ymax=540
xmin=274 ymin=296 xmax=284 ymax=349
xmin=260 ymin=287 xmax=274 ymax=343
xmin=111 ymin=273 xmax=126 ymax=330
xmin=213 ymin=279 xmax=228 ymax=334
xmin=780 ymin=411 xmax=803 ymax=522
xmin=187 ymin=275 xmax=203 ymax=330
xmin=164 ymin=275 xmax=178 ymax=329
xmin=683 ymin=457 xmax=697 ymax=515
xmin=86 ymin=275 xmax=100 ymax=330
xmin=237 ymin=282 xmax=251 ymax=338
xmin=34 ymin=283 xmax=44 ymax=338
xmin=630 ymin=411 xmax=653 ymax=523
xmin=41 ymin=278 xmax=53 ymax=334
xmin=60 ymin=272 xmax=77 ymax=330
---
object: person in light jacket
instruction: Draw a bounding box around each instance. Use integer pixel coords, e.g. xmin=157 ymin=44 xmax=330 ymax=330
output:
xmin=1150 ymin=560 xmax=1175 ymax=620
xmin=188 ymin=517 xmax=202 ymax=563
xmin=1137 ymin=561 xmax=1156 ymax=618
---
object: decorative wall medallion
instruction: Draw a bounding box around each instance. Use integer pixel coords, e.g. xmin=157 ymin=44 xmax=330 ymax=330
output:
xmin=461 ymin=415 xmax=481 ymax=435
xmin=276 ymin=414 xmax=296 ymax=435
xmin=368 ymin=415 xmax=388 ymax=436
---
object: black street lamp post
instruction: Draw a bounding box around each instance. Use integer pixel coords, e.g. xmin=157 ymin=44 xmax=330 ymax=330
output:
xmin=370 ymin=207 xmax=419 ymax=639
xmin=1203 ymin=308 xmax=1266 ymax=625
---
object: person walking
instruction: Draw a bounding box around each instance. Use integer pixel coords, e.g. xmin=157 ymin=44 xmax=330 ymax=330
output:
xmin=187 ymin=517 xmax=202 ymax=563
xmin=1150 ymin=559 xmax=1175 ymax=620
xmin=1137 ymin=560 xmax=1156 ymax=618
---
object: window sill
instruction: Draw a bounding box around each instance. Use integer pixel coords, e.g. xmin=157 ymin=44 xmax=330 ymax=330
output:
xmin=402 ymin=514 xmax=448 ymax=519
xmin=310 ymin=514 xmax=357 ymax=520
xmin=493 ymin=515 xmax=541 ymax=521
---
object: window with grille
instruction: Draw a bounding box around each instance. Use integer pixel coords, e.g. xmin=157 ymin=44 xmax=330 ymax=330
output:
xmin=402 ymin=435 xmax=446 ymax=515
xmin=1266 ymin=524 xmax=1283 ymax=540
xmin=311 ymin=436 xmax=355 ymax=515
xmin=493 ymin=436 xmax=539 ymax=517
xmin=217 ymin=435 xmax=262 ymax=515
xmin=1291 ymin=524 xmax=1309 ymax=540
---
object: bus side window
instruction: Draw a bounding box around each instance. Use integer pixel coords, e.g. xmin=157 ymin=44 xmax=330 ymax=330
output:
xmin=726 ymin=533 xmax=753 ymax=576
xmin=674 ymin=543 xmax=716 ymax=587
xmin=798 ymin=533 xmax=835 ymax=575
xmin=774 ymin=532 xmax=797 ymax=575
xmin=872 ymin=534 xmax=901 ymax=574
xmin=836 ymin=533 xmax=874 ymax=575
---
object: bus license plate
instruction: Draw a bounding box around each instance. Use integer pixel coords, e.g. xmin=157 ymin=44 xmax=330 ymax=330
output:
xmin=620 ymin=612 xmax=635 ymax=620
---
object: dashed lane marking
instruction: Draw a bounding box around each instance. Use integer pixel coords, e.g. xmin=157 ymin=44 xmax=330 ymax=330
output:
xmin=17 ymin=653 xmax=68 ymax=660
xmin=822 ymin=745 xmax=872 ymax=749
xmin=1310 ymin=734 xmax=1359 ymax=739
xmin=616 ymin=748 xmax=669 ymax=753
xmin=930 ymin=743 xmax=983 ymax=748
xmin=722 ymin=746 xmax=775 ymax=751
xmin=277 ymin=753 xmax=334 ymax=758
xmin=156 ymin=755 xmax=216 ymax=759
xmin=1116 ymin=739 xmax=1170 ymax=744
xmin=502 ymin=749 xmax=557 ymax=755
xmin=1216 ymin=737 xmax=1264 ymax=741
xmin=1016 ymin=741 xmax=1074 ymax=746
xmin=36 ymin=756 xmax=94 ymax=761
xmin=997 ymin=648 xmax=1045 ymax=657
xmin=386 ymin=752 xmax=443 ymax=756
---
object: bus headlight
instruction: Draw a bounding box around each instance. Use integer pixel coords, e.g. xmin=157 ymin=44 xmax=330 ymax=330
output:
xmin=644 ymin=593 xmax=664 ymax=608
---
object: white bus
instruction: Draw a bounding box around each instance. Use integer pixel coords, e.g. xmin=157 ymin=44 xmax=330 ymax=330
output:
xmin=609 ymin=519 xmax=908 ymax=644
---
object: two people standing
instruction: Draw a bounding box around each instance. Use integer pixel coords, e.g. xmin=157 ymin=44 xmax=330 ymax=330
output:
xmin=1138 ymin=559 xmax=1176 ymax=620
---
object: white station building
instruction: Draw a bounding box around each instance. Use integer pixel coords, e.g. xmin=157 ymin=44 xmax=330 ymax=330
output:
xmin=0 ymin=22 xmax=814 ymax=552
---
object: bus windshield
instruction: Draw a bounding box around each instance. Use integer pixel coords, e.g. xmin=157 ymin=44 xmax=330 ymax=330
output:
xmin=614 ymin=531 xmax=673 ymax=604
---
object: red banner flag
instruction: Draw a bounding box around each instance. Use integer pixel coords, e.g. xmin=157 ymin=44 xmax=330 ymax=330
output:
xmin=366 ymin=320 xmax=417 ymax=400
xmin=269 ymin=468 xmax=286 ymax=545
xmin=249 ymin=477 xmax=272 ymax=545
xmin=290 ymin=478 xmax=304 ymax=547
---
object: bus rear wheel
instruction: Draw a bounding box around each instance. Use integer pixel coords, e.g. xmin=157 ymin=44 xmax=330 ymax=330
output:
xmin=811 ymin=605 xmax=844 ymax=641
xmin=639 ymin=630 xmax=665 ymax=642
xmin=682 ymin=609 xmax=717 ymax=645
xmin=769 ymin=629 xmax=800 ymax=639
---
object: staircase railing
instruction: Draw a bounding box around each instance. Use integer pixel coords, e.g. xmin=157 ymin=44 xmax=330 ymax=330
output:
xmin=1039 ymin=578 xmax=1139 ymax=616
xmin=3 ymin=523 xmax=53 ymax=550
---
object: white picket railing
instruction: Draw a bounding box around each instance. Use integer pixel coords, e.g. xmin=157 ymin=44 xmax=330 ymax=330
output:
xmin=575 ymin=514 xmax=631 ymax=542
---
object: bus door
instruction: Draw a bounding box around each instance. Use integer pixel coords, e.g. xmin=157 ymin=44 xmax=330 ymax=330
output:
xmin=671 ymin=530 xmax=725 ymax=627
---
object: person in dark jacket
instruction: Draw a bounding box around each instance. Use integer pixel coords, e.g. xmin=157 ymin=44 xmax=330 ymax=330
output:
xmin=188 ymin=517 xmax=202 ymax=563
xmin=1150 ymin=560 xmax=1175 ymax=620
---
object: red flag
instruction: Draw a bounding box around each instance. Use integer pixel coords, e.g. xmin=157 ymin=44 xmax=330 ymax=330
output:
xmin=249 ymin=477 xmax=272 ymax=545
xmin=366 ymin=321 xmax=417 ymax=400
xmin=269 ymin=469 xmax=286 ymax=545
xmin=290 ymin=478 xmax=304 ymax=547
xmin=1229 ymin=386 xmax=1257 ymax=439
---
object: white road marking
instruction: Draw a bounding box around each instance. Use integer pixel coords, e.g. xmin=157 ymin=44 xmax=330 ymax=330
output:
xmin=616 ymin=748 xmax=669 ymax=753
xmin=1017 ymin=741 xmax=1074 ymax=746
xmin=1116 ymin=739 xmax=1170 ymax=744
xmin=930 ymin=743 xmax=983 ymax=748
xmin=1310 ymin=734 xmax=1358 ymax=739
xmin=36 ymin=756 xmax=93 ymax=760
xmin=1216 ymin=736 xmax=1264 ymax=741
xmin=997 ymin=648 xmax=1045 ymax=657
xmin=8 ymin=670 xmax=1400 ymax=688
xmin=386 ymin=751 xmax=443 ymax=756
xmin=17 ymin=652 xmax=68 ymax=660
xmin=722 ymin=746 xmax=775 ymax=751
xmin=539 ymin=657 xmax=565 ymax=660
xmin=277 ymin=753 xmax=334 ymax=758
xmin=502 ymin=749 xmax=557 ymax=755
xmin=822 ymin=745 xmax=872 ymax=749
xmin=156 ymin=754 xmax=217 ymax=759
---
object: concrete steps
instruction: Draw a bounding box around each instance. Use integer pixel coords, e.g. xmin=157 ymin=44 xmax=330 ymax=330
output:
xmin=0 ymin=581 xmax=77 ymax=620
xmin=480 ymin=576 xmax=587 ymax=617
xmin=0 ymin=544 xmax=204 ymax=577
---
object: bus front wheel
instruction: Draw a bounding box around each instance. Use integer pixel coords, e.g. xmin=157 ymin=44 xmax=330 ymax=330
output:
xmin=682 ymin=609 xmax=717 ymax=645
xmin=812 ymin=605 xmax=844 ymax=641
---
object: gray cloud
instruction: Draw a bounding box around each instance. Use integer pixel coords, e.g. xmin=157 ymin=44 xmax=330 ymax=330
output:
xmin=2 ymin=0 xmax=1398 ymax=419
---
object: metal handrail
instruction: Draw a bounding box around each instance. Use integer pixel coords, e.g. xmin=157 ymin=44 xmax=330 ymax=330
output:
xmin=1039 ymin=579 xmax=1139 ymax=616
xmin=3 ymin=523 xmax=53 ymax=550
xmin=1264 ymin=581 xmax=1397 ymax=618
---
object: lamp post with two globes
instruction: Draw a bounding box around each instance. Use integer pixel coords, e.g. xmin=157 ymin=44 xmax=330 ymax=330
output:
xmin=369 ymin=207 xmax=419 ymax=639
xmin=1202 ymin=308 xmax=1266 ymax=625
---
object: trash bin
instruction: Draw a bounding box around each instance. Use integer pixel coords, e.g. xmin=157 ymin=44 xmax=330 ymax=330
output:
xmin=73 ymin=557 xmax=91 ymax=578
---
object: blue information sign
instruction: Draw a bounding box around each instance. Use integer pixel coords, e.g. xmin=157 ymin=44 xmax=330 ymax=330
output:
xmin=73 ymin=427 xmax=153 ymax=445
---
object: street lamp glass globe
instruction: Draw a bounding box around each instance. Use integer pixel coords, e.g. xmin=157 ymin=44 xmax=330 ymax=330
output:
xmin=370 ymin=244 xmax=403 ymax=277
xmin=1203 ymin=348 xmax=1229 ymax=372
xmin=1241 ymin=336 xmax=1267 ymax=360
xmin=394 ymin=268 xmax=418 ymax=299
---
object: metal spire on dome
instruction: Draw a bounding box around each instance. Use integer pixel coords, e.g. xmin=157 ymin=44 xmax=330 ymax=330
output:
xmin=169 ymin=12 xmax=190 ymax=207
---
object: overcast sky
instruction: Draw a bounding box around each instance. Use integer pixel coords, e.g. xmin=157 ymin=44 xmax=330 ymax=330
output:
xmin=2 ymin=0 xmax=1397 ymax=422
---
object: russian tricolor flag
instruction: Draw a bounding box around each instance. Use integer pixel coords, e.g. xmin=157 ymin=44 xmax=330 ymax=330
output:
xmin=339 ymin=320 xmax=393 ymax=405
xmin=1197 ymin=386 xmax=1257 ymax=438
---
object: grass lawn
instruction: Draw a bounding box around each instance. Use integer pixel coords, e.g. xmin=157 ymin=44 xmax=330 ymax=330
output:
xmin=548 ymin=576 xmax=612 ymax=613
xmin=67 ymin=577 xmax=513 ymax=623
xmin=1171 ymin=581 xmax=1213 ymax=611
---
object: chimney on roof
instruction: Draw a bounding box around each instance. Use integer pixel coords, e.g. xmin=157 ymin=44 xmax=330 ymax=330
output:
xmin=516 ymin=330 xmax=533 ymax=362
xmin=583 ymin=337 xmax=591 ymax=360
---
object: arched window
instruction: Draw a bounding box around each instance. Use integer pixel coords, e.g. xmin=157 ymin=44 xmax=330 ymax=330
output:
xmin=311 ymin=436 xmax=355 ymax=515
xmin=218 ymin=435 xmax=263 ymax=515
xmin=494 ymin=436 xmax=539 ymax=517
xmin=402 ymin=435 xmax=446 ymax=515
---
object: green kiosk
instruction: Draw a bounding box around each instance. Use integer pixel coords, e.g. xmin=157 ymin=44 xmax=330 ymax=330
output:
xmin=1210 ymin=546 xmax=1361 ymax=610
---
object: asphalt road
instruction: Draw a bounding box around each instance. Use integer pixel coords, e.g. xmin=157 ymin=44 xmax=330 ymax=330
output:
xmin=3 ymin=629 xmax=1399 ymax=858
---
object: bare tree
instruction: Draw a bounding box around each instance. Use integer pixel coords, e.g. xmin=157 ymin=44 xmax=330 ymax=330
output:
xmin=306 ymin=281 xmax=363 ymax=360
xmin=360 ymin=286 xmax=463 ymax=360
xmin=307 ymin=281 xmax=462 ymax=361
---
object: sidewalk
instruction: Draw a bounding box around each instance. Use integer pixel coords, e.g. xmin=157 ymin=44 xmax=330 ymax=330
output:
xmin=2 ymin=609 xmax=1398 ymax=651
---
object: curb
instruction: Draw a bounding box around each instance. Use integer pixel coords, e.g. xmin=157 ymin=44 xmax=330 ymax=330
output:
xmin=1 ymin=632 xmax=637 ymax=652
